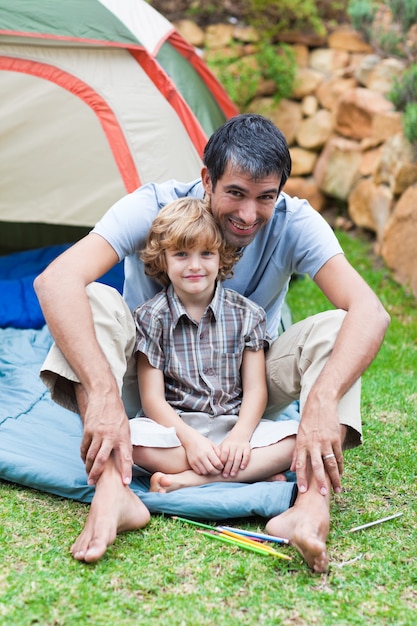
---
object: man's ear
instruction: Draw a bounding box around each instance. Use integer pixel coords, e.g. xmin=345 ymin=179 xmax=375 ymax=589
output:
xmin=201 ymin=167 xmax=212 ymax=195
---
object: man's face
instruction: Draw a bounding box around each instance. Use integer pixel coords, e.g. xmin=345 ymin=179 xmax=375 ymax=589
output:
xmin=202 ymin=164 xmax=280 ymax=248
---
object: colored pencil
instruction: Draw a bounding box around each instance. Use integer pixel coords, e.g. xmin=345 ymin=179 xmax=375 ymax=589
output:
xmin=172 ymin=515 xmax=291 ymax=560
xmin=217 ymin=528 xmax=286 ymax=555
xmin=348 ymin=511 xmax=403 ymax=533
xmin=171 ymin=515 xmax=218 ymax=531
xmin=199 ymin=530 xmax=291 ymax=560
xmin=218 ymin=525 xmax=290 ymax=545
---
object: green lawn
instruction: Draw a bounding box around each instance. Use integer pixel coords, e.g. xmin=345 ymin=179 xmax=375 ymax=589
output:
xmin=1 ymin=229 xmax=416 ymax=626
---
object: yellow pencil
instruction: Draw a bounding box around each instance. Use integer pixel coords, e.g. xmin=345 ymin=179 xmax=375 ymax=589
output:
xmin=199 ymin=530 xmax=291 ymax=560
xmin=218 ymin=528 xmax=288 ymax=557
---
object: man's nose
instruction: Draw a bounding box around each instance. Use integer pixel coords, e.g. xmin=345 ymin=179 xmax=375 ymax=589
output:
xmin=237 ymin=200 xmax=257 ymax=224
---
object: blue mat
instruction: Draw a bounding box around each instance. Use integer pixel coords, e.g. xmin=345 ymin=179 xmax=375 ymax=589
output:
xmin=0 ymin=246 xmax=297 ymax=519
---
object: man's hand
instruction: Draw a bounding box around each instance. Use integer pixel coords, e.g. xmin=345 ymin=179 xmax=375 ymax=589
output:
xmin=292 ymin=398 xmax=343 ymax=496
xmin=80 ymin=393 xmax=133 ymax=486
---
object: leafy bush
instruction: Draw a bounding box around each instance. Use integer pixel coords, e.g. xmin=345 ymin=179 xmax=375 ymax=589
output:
xmin=348 ymin=0 xmax=417 ymax=59
xmin=207 ymin=41 xmax=296 ymax=110
xmin=388 ymin=65 xmax=417 ymax=146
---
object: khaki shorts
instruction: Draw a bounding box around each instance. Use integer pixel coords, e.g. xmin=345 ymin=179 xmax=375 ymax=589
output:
xmin=40 ymin=282 xmax=362 ymax=450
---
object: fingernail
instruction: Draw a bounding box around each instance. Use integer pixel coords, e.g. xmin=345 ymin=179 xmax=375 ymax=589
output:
xmin=299 ymin=485 xmax=307 ymax=493
xmin=320 ymin=487 xmax=327 ymax=496
xmin=124 ymin=476 xmax=131 ymax=485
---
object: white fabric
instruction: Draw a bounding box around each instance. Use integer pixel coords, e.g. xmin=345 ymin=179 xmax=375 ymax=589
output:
xmin=99 ymin=0 xmax=173 ymax=54
xmin=129 ymin=413 xmax=299 ymax=448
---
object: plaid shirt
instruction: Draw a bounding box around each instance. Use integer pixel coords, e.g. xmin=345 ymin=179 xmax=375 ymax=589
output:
xmin=133 ymin=282 xmax=270 ymax=417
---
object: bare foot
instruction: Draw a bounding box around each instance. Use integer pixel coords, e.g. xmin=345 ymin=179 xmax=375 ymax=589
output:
xmin=265 ymin=496 xmax=330 ymax=573
xmin=266 ymin=473 xmax=287 ymax=482
xmin=71 ymin=469 xmax=150 ymax=563
xmin=150 ymin=471 xmax=182 ymax=493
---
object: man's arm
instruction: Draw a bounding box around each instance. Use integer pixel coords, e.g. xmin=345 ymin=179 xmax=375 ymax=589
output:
xmin=34 ymin=233 xmax=134 ymax=485
xmin=294 ymin=253 xmax=390 ymax=495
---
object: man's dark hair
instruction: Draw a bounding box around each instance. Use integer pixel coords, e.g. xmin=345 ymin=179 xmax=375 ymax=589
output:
xmin=203 ymin=113 xmax=292 ymax=191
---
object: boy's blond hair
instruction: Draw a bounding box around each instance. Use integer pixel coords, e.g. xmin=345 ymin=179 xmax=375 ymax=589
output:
xmin=140 ymin=198 xmax=241 ymax=286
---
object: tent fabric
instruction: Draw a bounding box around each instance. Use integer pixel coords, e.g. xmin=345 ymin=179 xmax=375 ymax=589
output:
xmin=0 ymin=0 xmax=238 ymax=248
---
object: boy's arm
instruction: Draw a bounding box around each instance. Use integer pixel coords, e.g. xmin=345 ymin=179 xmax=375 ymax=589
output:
xmin=219 ymin=348 xmax=268 ymax=478
xmin=137 ymin=353 xmax=224 ymax=475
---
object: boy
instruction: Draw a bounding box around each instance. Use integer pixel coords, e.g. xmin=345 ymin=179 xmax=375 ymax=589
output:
xmin=130 ymin=198 xmax=299 ymax=491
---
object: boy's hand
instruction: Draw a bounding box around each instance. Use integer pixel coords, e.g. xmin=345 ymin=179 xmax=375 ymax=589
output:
xmin=219 ymin=437 xmax=251 ymax=478
xmin=183 ymin=432 xmax=223 ymax=476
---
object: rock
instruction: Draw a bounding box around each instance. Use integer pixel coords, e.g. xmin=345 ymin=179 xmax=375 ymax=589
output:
xmin=328 ymin=27 xmax=374 ymax=53
xmin=371 ymin=111 xmax=403 ymax=144
xmin=315 ymin=76 xmax=357 ymax=111
xmin=289 ymin=147 xmax=318 ymax=175
xmin=374 ymin=134 xmax=417 ymax=195
xmin=309 ymin=48 xmax=350 ymax=75
xmin=295 ymin=109 xmax=333 ymax=150
xmin=292 ymin=67 xmax=324 ymax=99
xmin=248 ymin=98 xmax=302 ymax=146
xmin=173 ymin=19 xmax=205 ymax=47
xmin=335 ymin=87 xmax=394 ymax=139
xmin=366 ymin=58 xmax=407 ymax=95
xmin=283 ymin=177 xmax=326 ymax=212
xmin=314 ymin=136 xmax=362 ymax=200
xmin=233 ymin=24 xmax=258 ymax=43
xmin=354 ymin=54 xmax=381 ymax=86
xmin=205 ymin=23 xmax=235 ymax=49
xmin=301 ymin=95 xmax=318 ymax=117
xmin=348 ymin=178 xmax=393 ymax=239
xmin=381 ymin=185 xmax=417 ymax=298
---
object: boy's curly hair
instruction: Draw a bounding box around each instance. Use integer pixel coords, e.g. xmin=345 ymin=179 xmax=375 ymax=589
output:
xmin=140 ymin=198 xmax=241 ymax=286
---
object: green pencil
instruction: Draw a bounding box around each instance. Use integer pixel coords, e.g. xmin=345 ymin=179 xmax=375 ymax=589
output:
xmin=199 ymin=530 xmax=291 ymax=560
xmin=171 ymin=515 xmax=218 ymax=531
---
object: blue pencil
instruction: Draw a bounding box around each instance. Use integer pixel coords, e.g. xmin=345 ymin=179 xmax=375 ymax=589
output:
xmin=217 ymin=526 xmax=290 ymax=545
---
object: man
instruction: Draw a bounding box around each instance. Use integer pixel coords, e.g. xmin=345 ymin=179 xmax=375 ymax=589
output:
xmin=34 ymin=114 xmax=389 ymax=572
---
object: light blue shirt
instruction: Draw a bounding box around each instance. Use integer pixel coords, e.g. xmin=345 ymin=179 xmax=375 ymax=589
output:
xmin=93 ymin=179 xmax=343 ymax=339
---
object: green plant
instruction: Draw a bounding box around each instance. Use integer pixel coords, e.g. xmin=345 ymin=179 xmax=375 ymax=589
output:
xmin=347 ymin=0 xmax=376 ymax=42
xmin=390 ymin=0 xmax=417 ymax=32
xmin=207 ymin=41 xmax=296 ymax=110
xmin=348 ymin=0 xmax=417 ymax=59
xmin=403 ymin=102 xmax=417 ymax=146
xmin=244 ymin=0 xmax=326 ymax=41
xmin=388 ymin=64 xmax=417 ymax=146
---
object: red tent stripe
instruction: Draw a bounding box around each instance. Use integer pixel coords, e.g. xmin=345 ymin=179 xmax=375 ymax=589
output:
xmin=0 ymin=29 xmax=144 ymax=50
xmin=167 ymin=31 xmax=239 ymax=119
xmin=0 ymin=55 xmax=141 ymax=191
xmin=129 ymin=48 xmax=208 ymax=157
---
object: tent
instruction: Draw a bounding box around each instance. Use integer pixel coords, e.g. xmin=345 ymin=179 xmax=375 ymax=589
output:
xmin=0 ymin=0 xmax=238 ymax=252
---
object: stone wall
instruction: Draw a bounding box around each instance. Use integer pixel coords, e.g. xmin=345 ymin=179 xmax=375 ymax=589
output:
xmin=175 ymin=19 xmax=417 ymax=299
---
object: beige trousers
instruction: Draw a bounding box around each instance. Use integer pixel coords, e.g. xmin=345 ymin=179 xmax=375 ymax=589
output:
xmin=40 ymin=282 xmax=362 ymax=449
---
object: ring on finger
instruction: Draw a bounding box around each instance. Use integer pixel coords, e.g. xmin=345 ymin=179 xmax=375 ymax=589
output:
xmin=322 ymin=453 xmax=336 ymax=460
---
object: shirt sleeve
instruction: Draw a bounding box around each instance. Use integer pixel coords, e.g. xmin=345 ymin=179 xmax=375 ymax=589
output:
xmin=133 ymin=306 xmax=165 ymax=371
xmin=244 ymin=306 xmax=270 ymax=352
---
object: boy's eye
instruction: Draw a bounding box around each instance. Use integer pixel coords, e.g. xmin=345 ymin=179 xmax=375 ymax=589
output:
xmin=202 ymin=250 xmax=215 ymax=257
xmin=173 ymin=251 xmax=187 ymax=257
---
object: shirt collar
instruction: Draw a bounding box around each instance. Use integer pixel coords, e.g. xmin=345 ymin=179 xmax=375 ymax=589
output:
xmin=166 ymin=282 xmax=224 ymax=326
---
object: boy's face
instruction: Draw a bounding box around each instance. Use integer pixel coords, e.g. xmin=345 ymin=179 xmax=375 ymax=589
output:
xmin=165 ymin=246 xmax=220 ymax=303
xmin=201 ymin=164 xmax=280 ymax=248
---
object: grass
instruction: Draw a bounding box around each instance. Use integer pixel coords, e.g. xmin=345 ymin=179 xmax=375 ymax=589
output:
xmin=1 ymin=228 xmax=416 ymax=625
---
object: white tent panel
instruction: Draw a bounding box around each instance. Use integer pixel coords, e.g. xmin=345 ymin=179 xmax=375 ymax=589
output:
xmin=0 ymin=70 xmax=126 ymax=226
xmin=99 ymin=0 xmax=173 ymax=54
